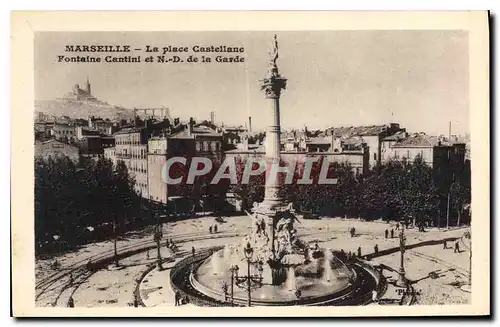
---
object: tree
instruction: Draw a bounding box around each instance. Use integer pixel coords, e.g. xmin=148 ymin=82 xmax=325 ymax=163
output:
xmin=450 ymin=180 xmax=470 ymax=226
xmin=230 ymin=156 xmax=265 ymax=210
xmin=399 ymin=156 xmax=440 ymax=228
xmin=35 ymin=154 xmax=139 ymax=255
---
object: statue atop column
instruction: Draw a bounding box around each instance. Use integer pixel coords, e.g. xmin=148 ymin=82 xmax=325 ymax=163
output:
xmin=269 ymin=34 xmax=279 ymax=70
xmin=261 ymin=34 xmax=287 ymax=99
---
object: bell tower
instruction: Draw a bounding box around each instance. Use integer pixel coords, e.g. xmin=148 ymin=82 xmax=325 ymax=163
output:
xmin=85 ymin=76 xmax=92 ymax=95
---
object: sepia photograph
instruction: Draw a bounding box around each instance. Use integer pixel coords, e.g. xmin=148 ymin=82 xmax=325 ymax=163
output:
xmin=11 ymin=11 xmax=490 ymax=317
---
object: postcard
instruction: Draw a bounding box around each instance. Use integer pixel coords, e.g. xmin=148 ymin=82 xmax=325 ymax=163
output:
xmin=11 ymin=11 xmax=490 ymax=317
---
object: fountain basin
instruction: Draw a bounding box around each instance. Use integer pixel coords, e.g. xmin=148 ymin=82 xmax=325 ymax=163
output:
xmin=189 ymin=248 xmax=368 ymax=306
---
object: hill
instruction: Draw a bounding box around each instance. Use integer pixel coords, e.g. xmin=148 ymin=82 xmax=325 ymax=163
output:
xmin=35 ymin=99 xmax=134 ymax=121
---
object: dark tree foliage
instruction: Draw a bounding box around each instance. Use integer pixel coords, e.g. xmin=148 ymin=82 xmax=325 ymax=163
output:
xmin=166 ymin=155 xmax=230 ymax=214
xmin=230 ymin=154 xmax=470 ymax=227
xmin=35 ymin=155 xmax=138 ymax=255
xmin=229 ymin=156 xmax=265 ymax=211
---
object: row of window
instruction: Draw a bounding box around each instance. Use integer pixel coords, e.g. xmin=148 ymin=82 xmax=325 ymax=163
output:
xmin=148 ymin=155 xmax=166 ymax=164
xmin=56 ymin=130 xmax=75 ymax=135
xmin=116 ymin=135 xmax=141 ymax=145
xmin=149 ymin=195 xmax=165 ymax=203
xmin=118 ymin=148 xmax=147 ymax=158
xmin=379 ymin=149 xmax=427 ymax=161
xmin=196 ymin=140 xmax=221 ymax=152
xmin=117 ymin=140 xmax=141 ymax=145
xmin=130 ymin=165 xmax=147 ymax=174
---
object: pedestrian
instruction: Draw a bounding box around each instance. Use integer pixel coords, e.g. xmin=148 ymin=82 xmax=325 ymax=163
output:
xmin=374 ymin=244 xmax=379 ymax=254
xmin=340 ymin=249 xmax=346 ymax=262
xmin=384 ymin=229 xmax=388 ymax=239
xmin=209 ymin=226 xmax=213 ymax=234
xmin=314 ymin=242 xmax=319 ymax=251
xmin=146 ymin=249 xmax=150 ymax=259
xmin=396 ymin=222 xmax=400 ymax=230
xmin=372 ymin=289 xmax=378 ymax=303
xmin=67 ymin=296 xmax=75 ymax=308
xmin=454 ymin=241 xmax=460 ymax=253
xmin=174 ymin=290 xmax=181 ymax=306
xmin=214 ymin=224 xmax=218 ymax=233
xmin=192 ymin=246 xmax=195 ymax=257
xmin=390 ymin=229 xmax=394 ymax=238
xmin=68 ymin=273 xmax=74 ymax=285
xmin=443 ymin=240 xmax=447 ymax=249
xmin=295 ymin=289 xmax=302 ymax=299
xmin=357 ymin=247 xmax=362 ymax=258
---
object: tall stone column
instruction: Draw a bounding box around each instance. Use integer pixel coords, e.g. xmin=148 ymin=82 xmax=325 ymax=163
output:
xmin=255 ymin=35 xmax=288 ymax=285
xmin=259 ymin=34 xmax=287 ymax=213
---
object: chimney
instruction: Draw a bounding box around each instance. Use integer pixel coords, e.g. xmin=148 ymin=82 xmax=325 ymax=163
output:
xmin=248 ymin=116 xmax=252 ymax=133
xmin=188 ymin=117 xmax=194 ymax=136
xmin=243 ymin=135 xmax=249 ymax=151
xmin=210 ymin=111 xmax=215 ymax=124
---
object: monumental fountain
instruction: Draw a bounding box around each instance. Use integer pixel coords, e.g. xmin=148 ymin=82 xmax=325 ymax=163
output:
xmin=170 ymin=35 xmax=382 ymax=306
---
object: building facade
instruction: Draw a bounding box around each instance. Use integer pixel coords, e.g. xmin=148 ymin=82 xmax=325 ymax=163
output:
xmin=325 ymin=123 xmax=405 ymax=169
xmin=225 ymin=143 xmax=369 ymax=177
xmin=52 ymin=123 xmax=77 ymax=142
xmin=381 ymin=133 xmax=466 ymax=169
xmin=111 ymin=127 xmax=149 ymax=197
xmin=35 ymin=139 xmax=80 ymax=162
xmin=147 ymin=123 xmax=224 ymax=205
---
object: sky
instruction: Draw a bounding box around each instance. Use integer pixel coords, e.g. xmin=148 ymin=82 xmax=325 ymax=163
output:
xmin=35 ymin=31 xmax=469 ymax=136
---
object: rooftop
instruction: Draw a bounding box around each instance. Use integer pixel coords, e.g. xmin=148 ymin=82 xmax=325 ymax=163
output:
xmin=113 ymin=127 xmax=142 ymax=135
xmin=306 ymin=137 xmax=330 ymax=145
xmin=326 ymin=124 xmax=394 ymax=137
xmin=382 ymin=131 xmax=408 ymax=141
xmin=391 ymin=133 xmax=445 ymax=148
xmin=169 ymin=125 xmax=222 ymax=139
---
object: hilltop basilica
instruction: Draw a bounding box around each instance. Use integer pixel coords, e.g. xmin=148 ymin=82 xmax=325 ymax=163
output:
xmin=60 ymin=77 xmax=97 ymax=101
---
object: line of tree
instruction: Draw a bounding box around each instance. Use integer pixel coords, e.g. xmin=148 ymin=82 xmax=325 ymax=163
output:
xmin=35 ymin=152 xmax=471 ymax=256
xmin=35 ymin=155 xmax=140 ymax=256
xmin=229 ymin=155 xmax=471 ymax=228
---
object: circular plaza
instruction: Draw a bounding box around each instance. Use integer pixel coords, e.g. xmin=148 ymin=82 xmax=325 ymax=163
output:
xmin=35 ymin=215 xmax=471 ymax=308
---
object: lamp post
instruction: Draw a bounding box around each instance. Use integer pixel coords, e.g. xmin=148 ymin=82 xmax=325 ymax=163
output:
xmin=468 ymin=245 xmax=472 ymax=286
xmin=113 ymin=213 xmax=119 ymax=267
xmin=154 ymin=213 xmax=163 ymax=271
xmin=233 ymin=242 xmax=264 ymax=307
xmin=244 ymin=242 xmax=254 ymax=307
xmin=396 ymin=221 xmax=407 ymax=287
xmin=221 ymin=282 xmax=229 ymax=302
xmin=229 ymin=265 xmax=239 ymax=306
xmin=461 ymin=230 xmax=472 ymax=293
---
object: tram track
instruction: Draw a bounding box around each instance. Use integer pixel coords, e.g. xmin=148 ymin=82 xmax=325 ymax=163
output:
xmin=406 ymin=249 xmax=468 ymax=277
xmin=35 ymin=230 xmax=241 ymax=301
xmin=35 ymin=227 xmax=334 ymax=304
xmin=35 ymin=224 xmax=423 ymax=306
